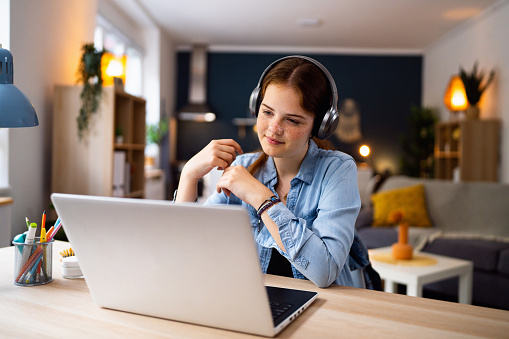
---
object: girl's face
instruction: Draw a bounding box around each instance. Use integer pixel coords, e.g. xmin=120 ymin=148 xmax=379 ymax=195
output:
xmin=257 ymin=83 xmax=315 ymax=162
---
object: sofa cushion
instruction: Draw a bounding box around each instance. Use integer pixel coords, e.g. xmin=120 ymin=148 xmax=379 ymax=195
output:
xmin=498 ymin=249 xmax=509 ymax=276
xmin=370 ymin=184 xmax=432 ymax=227
xmin=422 ymin=238 xmax=509 ymax=272
xmin=378 ymin=176 xmax=509 ymax=238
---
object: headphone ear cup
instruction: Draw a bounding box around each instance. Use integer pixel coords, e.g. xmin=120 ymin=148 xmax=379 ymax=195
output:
xmin=249 ymin=87 xmax=261 ymax=116
xmin=317 ymin=108 xmax=339 ymax=140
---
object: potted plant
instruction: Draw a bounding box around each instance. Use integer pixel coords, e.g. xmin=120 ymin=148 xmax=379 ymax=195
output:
xmin=400 ymin=106 xmax=438 ymax=178
xmin=145 ymin=119 xmax=169 ymax=169
xmin=459 ymin=62 xmax=495 ymax=119
xmin=115 ymin=126 xmax=124 ymax=144
xmin=76 ymin=43 xmax=105 ymax=139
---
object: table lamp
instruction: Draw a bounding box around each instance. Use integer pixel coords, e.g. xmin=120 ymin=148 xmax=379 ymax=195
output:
xmin=0 ymin=44 xmax=39 ymax=128
xmin=443 ymin=75 xmax=468 ymax=118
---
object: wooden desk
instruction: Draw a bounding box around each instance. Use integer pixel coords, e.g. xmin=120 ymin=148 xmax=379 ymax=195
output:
xmin=1 ymin=241 xmax=508 ymax=338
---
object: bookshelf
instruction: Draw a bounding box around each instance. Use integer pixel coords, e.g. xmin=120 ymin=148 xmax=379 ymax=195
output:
xmin=434 ymin=119 xmax=500 ymax=181
xmin=52 ymin=86 xmax=146 ymax=198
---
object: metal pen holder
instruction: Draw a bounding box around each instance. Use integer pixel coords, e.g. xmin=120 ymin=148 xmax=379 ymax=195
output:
xmin=13 ymin=238 xmax=53 ymax=286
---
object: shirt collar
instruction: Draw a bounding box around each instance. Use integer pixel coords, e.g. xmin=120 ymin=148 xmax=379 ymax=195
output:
xmin=261 ymin=139 xmax=318 ymax=186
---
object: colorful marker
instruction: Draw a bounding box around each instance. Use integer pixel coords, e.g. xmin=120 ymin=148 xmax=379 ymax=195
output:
xmin=40 ymin=211 xmax=46 ymax=242
xmin=18 ymin=223 xmax=38 ymax=277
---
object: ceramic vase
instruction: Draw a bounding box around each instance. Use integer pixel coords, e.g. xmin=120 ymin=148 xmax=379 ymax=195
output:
xmin=392 ymin=222 xmax=413 ymax=260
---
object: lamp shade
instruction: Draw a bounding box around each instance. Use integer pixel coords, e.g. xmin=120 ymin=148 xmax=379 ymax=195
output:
xmin=0 ymin=45 xmax=39 ymax=128
xmin=101 ymin=52 xmax=127 ymax=87
xmin=444 ymin=75 xmax=468 ymax=112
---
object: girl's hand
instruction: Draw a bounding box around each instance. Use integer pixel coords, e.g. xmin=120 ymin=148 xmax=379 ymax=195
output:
xmin=216 ymin=165 xmax=273 ymax=209
xmin=181 ymin=139 xmax=243 ymax=180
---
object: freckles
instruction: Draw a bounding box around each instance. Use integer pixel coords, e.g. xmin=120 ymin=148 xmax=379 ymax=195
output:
xmin=286 ymin=125 xmax=312 ymax=140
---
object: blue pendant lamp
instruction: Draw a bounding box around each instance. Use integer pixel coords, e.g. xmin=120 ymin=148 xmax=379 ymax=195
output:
xmin=0 ymin=44 xmax=39 ymax=127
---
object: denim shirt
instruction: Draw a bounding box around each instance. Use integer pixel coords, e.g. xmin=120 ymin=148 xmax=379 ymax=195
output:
xmin=204 ymin=140 xmax=361 ymax=288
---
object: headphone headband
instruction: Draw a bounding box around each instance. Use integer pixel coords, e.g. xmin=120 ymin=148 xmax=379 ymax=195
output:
xmin=248 ymin=55 xmax=339 ymax=140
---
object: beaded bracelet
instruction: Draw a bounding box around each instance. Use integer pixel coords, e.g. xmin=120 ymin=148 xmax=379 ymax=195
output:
xmin=257 ymin=195 xmax=280 ymax=217
xmin=257 ymin=195 xmax=277 ymax=211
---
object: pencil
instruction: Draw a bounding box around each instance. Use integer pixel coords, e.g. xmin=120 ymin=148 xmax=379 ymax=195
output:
xmin=41 ymin=210 xmax=46 ymax=229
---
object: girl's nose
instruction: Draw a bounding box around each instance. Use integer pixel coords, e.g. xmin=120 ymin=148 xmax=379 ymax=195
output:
xmin=269 ymin=119 xmax=283 ymax=135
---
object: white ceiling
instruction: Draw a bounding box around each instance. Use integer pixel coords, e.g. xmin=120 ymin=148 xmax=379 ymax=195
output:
xmin=134 ymin=0 xmax=500 ymax=53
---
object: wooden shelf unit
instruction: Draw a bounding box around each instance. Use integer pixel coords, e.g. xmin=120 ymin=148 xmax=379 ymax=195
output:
xmin=434 ymin=119 xmax=500 ymax=181
xmin=52 ymin=86 xmax=146 ymax=198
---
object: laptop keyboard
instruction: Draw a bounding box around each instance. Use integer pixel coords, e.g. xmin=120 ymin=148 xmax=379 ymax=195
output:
xmin=269 ymin=301 xmax=294 ymax=320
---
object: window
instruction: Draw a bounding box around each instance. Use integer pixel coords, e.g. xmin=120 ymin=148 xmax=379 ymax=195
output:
xmin=94 ymin=15 xmax=143 ymax=97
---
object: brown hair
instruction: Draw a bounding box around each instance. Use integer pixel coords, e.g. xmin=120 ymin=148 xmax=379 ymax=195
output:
xmin=248 ymin=57 xmax=335 ymax=175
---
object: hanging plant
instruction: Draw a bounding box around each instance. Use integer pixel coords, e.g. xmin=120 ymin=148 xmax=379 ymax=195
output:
xmin=76 ymin=43 xmax=105 ymax=139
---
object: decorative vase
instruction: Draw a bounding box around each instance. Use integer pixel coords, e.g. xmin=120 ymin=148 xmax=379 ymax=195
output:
xmin=145 ymin=143 xmax=160 ymax=169
xmin=392 ymin=222 xmax=413 ymax=260
xmin=465 ymin=106 xmax=480 ymax=120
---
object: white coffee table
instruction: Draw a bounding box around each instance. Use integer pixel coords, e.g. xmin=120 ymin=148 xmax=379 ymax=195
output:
xmin=369 ymin=247 xmax=473 ymax=304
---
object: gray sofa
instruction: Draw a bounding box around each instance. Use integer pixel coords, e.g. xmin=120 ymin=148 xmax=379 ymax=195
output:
xmin=356 ymin=175 xmax=509 ymax=310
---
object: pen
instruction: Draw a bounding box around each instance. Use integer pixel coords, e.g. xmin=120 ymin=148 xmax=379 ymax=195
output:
xmin=46 ymin=226 xmax=54 ymax=240
xmin=48 ymin=218 xmax=62 ymax=241
xmin=16 ymin=248 xmax=42 ymax=282
xmin=25 ymin=216 xmax=30 ymax=230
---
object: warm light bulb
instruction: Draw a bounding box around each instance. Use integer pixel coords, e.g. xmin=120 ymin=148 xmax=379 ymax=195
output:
xmin=444 ymin=75 xmax=468 ymax=111
xmin=451 ymin=90 xmax=467 ymax=107
xmin=101 ymin=53 xmax=127 ymax=86
xmin=204 ymin=113 xmax=216 ymax=122
xmin=106 ymin=59 xmax=124 ymax=77
xmin=360 ymin=145 xmax=370 ymax=157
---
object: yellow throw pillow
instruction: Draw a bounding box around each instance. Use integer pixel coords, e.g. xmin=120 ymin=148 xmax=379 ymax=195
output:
xmin=371 ymin=184 xmax=432 ymax=227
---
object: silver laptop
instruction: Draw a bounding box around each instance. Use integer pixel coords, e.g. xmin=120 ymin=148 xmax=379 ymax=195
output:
xmin=51 ymin=193 xmax=317 ymax=337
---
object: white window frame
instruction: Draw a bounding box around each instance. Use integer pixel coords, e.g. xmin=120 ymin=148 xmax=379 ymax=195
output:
xmin=94 ymin=14 xmax=144 ymax=97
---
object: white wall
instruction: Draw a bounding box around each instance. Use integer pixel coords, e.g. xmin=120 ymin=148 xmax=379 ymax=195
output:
xmin=9 ymin=0 xmax=97 ymax=238
xmin=423 ymin=0 xmax=509 ymax=183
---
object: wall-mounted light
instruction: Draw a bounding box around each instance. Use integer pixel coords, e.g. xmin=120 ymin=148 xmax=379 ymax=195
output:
xmin=178 ymin=111 xmax=216 ymax=122
xmin=359 ymin=145 xmax=370 ymax=157
xmin=444 ymin=75 xmax=468 ymax=112
xmin=0 ymin=44 xmax=39 ymax=128
xmin=101 ymin=52 xmax=127 ymax=87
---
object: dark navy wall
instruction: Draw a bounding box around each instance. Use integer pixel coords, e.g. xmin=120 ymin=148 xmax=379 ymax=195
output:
xmin=175 ymin=52 xmax=422 ymax=174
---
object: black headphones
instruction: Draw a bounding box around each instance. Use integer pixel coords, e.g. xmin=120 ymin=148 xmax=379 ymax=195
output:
xmin=248 ymin=55 xmax=339 ymax=140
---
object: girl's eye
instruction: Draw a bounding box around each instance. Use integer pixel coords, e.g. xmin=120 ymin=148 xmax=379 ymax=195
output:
xmin=287 ymin=118 xmax=301 ymax=125
xmin=262 ymin=110 xmax=273 ymax=116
